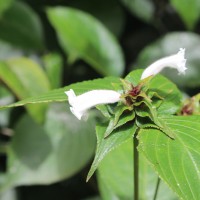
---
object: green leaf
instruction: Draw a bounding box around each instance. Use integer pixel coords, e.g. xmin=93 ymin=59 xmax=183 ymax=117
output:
xmin=120 ymin=0 xmax=154 ymax=23
xmin=42 ymin=53 xmax=63 ymax=89
xmin=87 ymin=123 xmax=137 ymax=181
xmin=136 ymin=116 xmax=175 ymax=140
xmin=68 ymin=0 xmax=125 ymax=37
xmin=0 ymin=76 xmax=120 ymax=110
xmin=98 ymin=138 xmax=178 ymax=200
xmin=135 ymin=99 xmax=160 ymax=124
xmin=104 ymin=105 xmax=134 ymax=137
xmin=0 ymin=1 xmax=44 ymax=50
xmin=114 ymin=110 xmax=135 ymax=129
xmin=138 ymin=115 xmax=200 ymax=200
xmin=98 ymin=139 xmax=133 ymax=200
xmin=47 ymin=7 xmax=124 ymax=76
xmin=150 ymin=76 xmax=182 ymax=115
xmin=0 ymin=0 xmax=13 ymax=17
xmin=0 ymin=104 xmax=96 ymax=191
xmin=135 ymin=32 xmax=200 ymax=88
xmin=125 ymin=70 xmax=182 ymax=115
xmin=111 ymin=105 xmax=129 ymax=127
xmin=104 ymin=119 xmax=115 ymax=138
xmin=170 ymin=0 xmax=200 ymax=29
xmin=136 ymin=117 xmax=159 ymax=130
xmin=96 ymin=104 xmax=112 ymax=119
xmin=0 ymin=58 xmax=50 ymax=123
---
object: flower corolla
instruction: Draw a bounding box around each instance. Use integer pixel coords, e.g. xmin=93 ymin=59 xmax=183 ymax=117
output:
xmin=141 ymin=48 xmax=187 ymax=80
xmin=65 ymin=89 xmax=121 ymax=120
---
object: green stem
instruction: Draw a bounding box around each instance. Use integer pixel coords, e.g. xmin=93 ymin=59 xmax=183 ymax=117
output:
xmin=134 ymin=129 xmax=139 ymax=200
xmin=153 ymin=177 xmax=161 ymax=200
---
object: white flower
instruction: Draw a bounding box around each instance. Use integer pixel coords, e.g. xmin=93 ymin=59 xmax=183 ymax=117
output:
xmin=65 ymin=89 xmax=121 ymax=120
xmin=141 ymin=48 xmax=187 ymax=80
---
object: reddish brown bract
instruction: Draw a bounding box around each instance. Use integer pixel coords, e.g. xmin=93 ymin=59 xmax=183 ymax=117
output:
xmin=129 ymin=86 xmax=140 ymax=97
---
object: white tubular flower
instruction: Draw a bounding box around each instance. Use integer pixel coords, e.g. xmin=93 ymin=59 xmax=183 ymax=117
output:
xmin=65 ymin=89 xmax=121 ymax=120
xmin=141 ymin=48 xmax=187 ymax=80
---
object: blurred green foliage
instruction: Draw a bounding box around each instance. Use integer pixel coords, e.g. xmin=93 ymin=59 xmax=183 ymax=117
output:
xmin=0 ymin=0 xmax=200 ymax=199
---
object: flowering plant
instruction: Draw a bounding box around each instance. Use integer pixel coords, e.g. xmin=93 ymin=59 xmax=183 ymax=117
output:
xmin=0 ymin=2 xmax=200 ymax=200
xmin=1 ymin=47 xmax=200 ymax=200
xmin=64 ymin=49 xmax=188 ymax=188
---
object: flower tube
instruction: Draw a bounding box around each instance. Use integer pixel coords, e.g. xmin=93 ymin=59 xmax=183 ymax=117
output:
xmin=65 ymin=89 xmax=121 ymax=120
xmin=141 ymin=48 xmax=187 ymax=80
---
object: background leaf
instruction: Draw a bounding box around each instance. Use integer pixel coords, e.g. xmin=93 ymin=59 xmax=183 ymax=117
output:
xmin=0 ymin=103 xmax=96 ymax=191
xmin=170 ymin=0 xmax=200 ymax=29
xmin=68 ymin=0 xmax=125 ymax=37
xmin=0 ymin=57 xmax=50 ymax=122
xmin=0 ymin=1 xmax=44 ymax=50
xmin=47 ymin=7 xmax=124 ymax=76
xmin=134 ymin=32 xmax=200 ymax=88
xmin=120 ymin=0 xmax=154 ymax=23
xmin=42 ymin=53 xmax=63 ymax=89
xmin=138 ymin=115 xmax=200 ymax=200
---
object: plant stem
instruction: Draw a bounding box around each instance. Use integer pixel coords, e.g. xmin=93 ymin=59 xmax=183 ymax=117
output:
xmin=153 ymin=177 xmax=161 ymax=200
xmin=134 ymin=129 xmax=139 ymax=200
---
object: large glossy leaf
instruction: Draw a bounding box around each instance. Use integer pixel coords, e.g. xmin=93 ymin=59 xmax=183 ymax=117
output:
xmin=170 ymin=0 xmax=200 ymax=29
xmin=125 ymin=70 xmax=182 ymax=115
xmin=47 ymin=7 xmax=124 ymax=76
xmin=138 ymin=115 xmax=200 ymax=200
xmin=0 ymin=104 xmax=96 ymax=191
xmin=0 ymin=1 xmax=44 ymax=50
xmin=135 ymin=32 xmax=200 ymax=88
xmin=0 ymin=58 xmax=50 ymax=122
xmin=120 ymin=0 xmax=154 ymax=23
xmin=98 ymin=138 xmax=178 ymax=200
xmin=87 ymin=123 xmax=137 ymax=181
xmin=0 ymin=76 xmax=120 ymax=110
